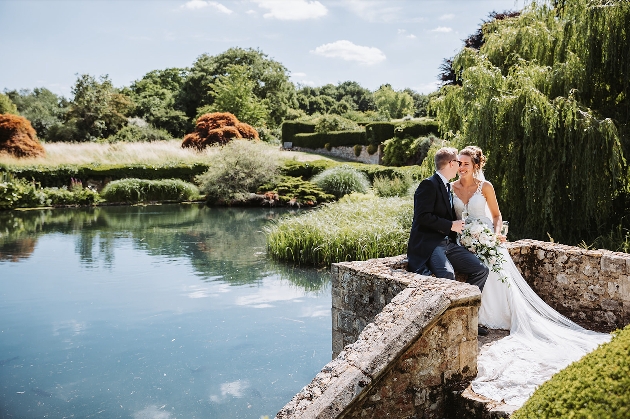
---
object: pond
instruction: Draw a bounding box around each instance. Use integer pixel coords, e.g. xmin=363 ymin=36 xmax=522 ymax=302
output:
xmin=0 ymin=205 xmax=331 ymax=419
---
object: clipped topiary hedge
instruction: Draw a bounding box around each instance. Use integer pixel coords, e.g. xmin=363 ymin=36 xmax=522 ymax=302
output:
xmin=365 ymin=122 xmax=395 ymax=145
xmin=280 ymin=159 xmax=425 ymax=182
xmin=364 ymin=119 xmax=440 ymax=146
xmin=281 ymin=121 xmax=316 ymax=144
xmin=513 ymin=325 xmax=627 ymax=419
xmin=394 ymin=119 xmax=439 ymax=139
xmin=292 ymin=130 xmax=367 ymax=149
xmin=2 ymin=163 xmax=212 ymax=188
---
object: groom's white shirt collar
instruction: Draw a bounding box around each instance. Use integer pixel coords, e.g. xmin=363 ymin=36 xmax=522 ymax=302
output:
xmin=436 ymin=171 xmax=449 ymax=187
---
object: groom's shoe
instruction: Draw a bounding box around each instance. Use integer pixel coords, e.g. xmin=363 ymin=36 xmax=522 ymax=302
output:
xmin=478 ymin=325 xmax=489 ymax=336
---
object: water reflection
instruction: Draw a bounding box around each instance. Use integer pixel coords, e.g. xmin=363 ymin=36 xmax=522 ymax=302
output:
xmin=0 ymin=205 xmax=331 ymax=419
xmin=0 ymin=205 xmax=328 ymax=290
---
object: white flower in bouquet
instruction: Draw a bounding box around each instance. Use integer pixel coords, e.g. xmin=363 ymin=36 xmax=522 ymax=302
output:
xmin=460 ymin=219 xmax=508 ymax=284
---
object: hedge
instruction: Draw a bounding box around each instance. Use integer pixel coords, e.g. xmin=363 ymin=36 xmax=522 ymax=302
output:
xmin=292 ymin=131 xmax=368 ymax=149
xmin=281 ymin=121 xmax=316 ymax=144
xmin=1 ymin=163 xmax=212 ymax=188
xmin=280 ymin=159 xmax=425 ymax=182
xmin=100 ymin=178 xmax=200 ymax=203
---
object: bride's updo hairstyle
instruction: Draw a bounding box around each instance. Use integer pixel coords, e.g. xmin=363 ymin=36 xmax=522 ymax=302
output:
xmin=459 ymin=146 xmax=486 ymax=176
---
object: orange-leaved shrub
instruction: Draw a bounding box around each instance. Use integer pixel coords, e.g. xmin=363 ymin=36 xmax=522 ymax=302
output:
xmin=0 ymin=114 xmax=45 ymax=158
xmin=182 ymin=112 xmax=259 ymax=150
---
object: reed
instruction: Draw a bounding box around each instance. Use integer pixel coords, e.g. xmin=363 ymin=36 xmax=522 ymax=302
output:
xmin=266 ymin=194 xmax=413 ymax=266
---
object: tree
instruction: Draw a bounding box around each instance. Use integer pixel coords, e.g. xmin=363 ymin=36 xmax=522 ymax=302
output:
xmin=374 ymin=85 xmax=414 ymax=119
xmin=0 ymin=93 xmax=18 ymax=115
xmin=403 ymin=88 xmax=430 ymax=117
xmin=179 ymin=47 xmax=296 ymax=127
xmin=431 ymin=0 xmax=630 ymax=244
xmin=4 ymin=88 xmax=67 ymax=140
xmin=200 ymin=65 xmax=269 ymax=127
xmin=66 ymin=74 xmax=132 ymax=141
xmin=127 ymin=68 xmax=190 ymax=137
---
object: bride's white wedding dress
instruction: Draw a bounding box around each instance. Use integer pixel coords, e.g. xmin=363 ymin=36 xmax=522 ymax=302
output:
xmin=453 ymin=182 xmax=611 ymax=407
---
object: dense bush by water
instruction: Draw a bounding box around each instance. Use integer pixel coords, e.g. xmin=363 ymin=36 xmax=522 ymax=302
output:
xmin=101 ymin=178 xmax=199 ymax=203
xmin=311 ymin=165 xmax=370 ymax=199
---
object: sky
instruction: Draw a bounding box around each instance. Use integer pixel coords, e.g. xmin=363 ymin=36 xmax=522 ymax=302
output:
xmin=0 ymin=0 xmax=527 ymax=98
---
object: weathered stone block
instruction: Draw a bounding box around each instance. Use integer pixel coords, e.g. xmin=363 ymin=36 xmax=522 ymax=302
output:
xmin=602 ymin=254 xmax=627 ymax=273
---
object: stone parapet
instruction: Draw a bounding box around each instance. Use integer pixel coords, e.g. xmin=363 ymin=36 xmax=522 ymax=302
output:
xmin=291 ymin=145 xmax=382 ymax=165
xmin=276 ymin=257 xmax=481 ymax=419
xmin=506 ymin=239 xmax=630 ymax=331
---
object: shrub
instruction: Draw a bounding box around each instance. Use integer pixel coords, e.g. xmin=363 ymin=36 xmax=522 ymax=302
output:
xmin=258 ymin=175 xmax=335 ymax=206
xmin=314 ymin=114 xmax=360 ymax=133
xmin=353 ymin=144 xmax=363 ymax=157
xmin=324 ymin=143 xmax=332 ymax=151
xmin=182 ymin=112 xmax=258 ymax=150
xmin=106 ymin=125 xmax=172 ymax=142
xmin=266 ymin=194 xmax=413 ymax=265
xmin=196 ymin=140 xmax=279 ymax=202
xmin=256 ymin=126 xmax=281 ymax=144
xmin=0 ymin=114 xmax=45 ymax=158
xmin=512 ymin=325 xmax=629 ymax=419
xmin=0 ymin=172 xmax=47 ymax=209
xmin=292 ymin=131 xmax=368 ymax=149
xmin=280 ymin=159 xmax=336 ymax=179
xmin=373 ymin=174 xmax=413 ymax=197
xmin=311 ymin=165 xmax=370 ymax=199
xmin=382 ymin=135 xmax=437 ymax=166
xmin=101 ymin=178 xmax=199 ymax=203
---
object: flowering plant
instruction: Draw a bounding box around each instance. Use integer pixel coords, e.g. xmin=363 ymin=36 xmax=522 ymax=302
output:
xmin=459 ymin=218 xmax=508 ymax=283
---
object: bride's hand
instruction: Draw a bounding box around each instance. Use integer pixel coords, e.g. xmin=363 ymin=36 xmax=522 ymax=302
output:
xmin=497 ymin=234 xmax=507 ymax=243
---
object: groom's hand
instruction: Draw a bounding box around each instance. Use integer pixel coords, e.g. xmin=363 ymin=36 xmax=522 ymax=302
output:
xmin=451 ymin=220 xmax=465 ymax=233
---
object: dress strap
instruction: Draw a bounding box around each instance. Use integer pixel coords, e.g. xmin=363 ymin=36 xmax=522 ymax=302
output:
xmin=475 ymin=180 xmax=483 ymax=194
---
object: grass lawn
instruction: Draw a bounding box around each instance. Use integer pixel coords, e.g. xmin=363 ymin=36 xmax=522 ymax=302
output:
xmin=0 ymin=140 xmax=342 ymax=168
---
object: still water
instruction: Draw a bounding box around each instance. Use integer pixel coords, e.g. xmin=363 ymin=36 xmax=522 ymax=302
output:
xmin=0 ymin=205 xmax=331 ymax=419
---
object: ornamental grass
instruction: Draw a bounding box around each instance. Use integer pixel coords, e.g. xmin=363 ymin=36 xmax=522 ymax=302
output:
xmin=266 ymin=194 xmax=413 ymax=266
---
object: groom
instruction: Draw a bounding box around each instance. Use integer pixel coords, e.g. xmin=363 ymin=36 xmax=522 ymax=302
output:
xmin=407 ymin=147 xmax=489 ymax=333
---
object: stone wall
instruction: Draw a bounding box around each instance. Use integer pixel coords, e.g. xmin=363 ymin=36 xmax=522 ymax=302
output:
xmin=506 ymin=239 xmax=630 ymax=332
xmin=276 ymin=256 xmax=481 ymax=419
xmin=291 ymin=145 xmax=382 ymax=165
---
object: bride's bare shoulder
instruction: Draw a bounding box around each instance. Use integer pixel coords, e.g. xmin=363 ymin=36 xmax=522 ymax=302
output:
xmin=481 ymin=180 xmax=497 ymax=195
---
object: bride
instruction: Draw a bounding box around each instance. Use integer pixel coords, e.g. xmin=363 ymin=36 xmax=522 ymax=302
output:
xmin=451 ymin=145 xmax=611 ymax=407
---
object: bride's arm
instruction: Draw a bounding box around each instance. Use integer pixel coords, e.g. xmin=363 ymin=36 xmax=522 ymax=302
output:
xmin=482 ymin=182 xmax=503 ymax=236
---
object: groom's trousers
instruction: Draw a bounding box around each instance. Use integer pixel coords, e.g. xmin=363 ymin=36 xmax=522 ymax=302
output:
xmin=426 ymin=238 xmax=489 ymax=291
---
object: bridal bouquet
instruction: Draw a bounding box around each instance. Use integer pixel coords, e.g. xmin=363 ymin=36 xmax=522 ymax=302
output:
xmin=459 ymin=219 xmax=508 ymax=284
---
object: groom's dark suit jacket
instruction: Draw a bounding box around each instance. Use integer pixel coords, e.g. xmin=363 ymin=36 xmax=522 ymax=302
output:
xmin=407 ymin=172 xmax=457 ymax=273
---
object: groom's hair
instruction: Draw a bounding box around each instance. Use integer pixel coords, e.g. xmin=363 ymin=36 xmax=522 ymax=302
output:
xmin=434 ymin=147 xmax=458 ymax=170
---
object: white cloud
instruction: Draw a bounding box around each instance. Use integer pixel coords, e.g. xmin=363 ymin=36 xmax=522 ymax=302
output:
xmin=311 ymin=40 xmax=386 ymax=65
xmin=439 ymin=13 xmax=455 ymax=20
xmin=180 ymin=1 xmax=233 ymax=14
xmin=431 ymin=26 xmax=453 ymax=33
xmin=343 ymin=0 xmax=402 ymax=22
xmin=292 ymin=72 xmax=307 ymax=77
xmin=245 ymin=9 xmax=256 ymax=14
xmin=398 ymin=29 xmax=416 ymax=39
xmin=253 ymin=0 xmax=327 ymax=20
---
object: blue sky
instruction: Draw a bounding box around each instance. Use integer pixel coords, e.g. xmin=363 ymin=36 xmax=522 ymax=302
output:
xmin=1 ymin=0 xmax=525 ymax=97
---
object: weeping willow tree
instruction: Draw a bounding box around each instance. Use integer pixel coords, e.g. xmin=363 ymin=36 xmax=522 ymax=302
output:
xmin=432 ymin=0 xmax=630 ymax=244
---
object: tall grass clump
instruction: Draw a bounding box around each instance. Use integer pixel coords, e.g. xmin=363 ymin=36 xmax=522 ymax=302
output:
xmin=513 ymin=325 xmax=627 ymax=419
xmin=101 ymin=178 xmax=199 ymax=203
xmin=266 ymin=194 xmax=413 ymax=266
xmin=373 ymin=174 xmax=413 ymax=197
xmin=311 ymin=165 xmax=370 ymax=199
xmin=196 ymin=140 xmax=280 ymax=203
